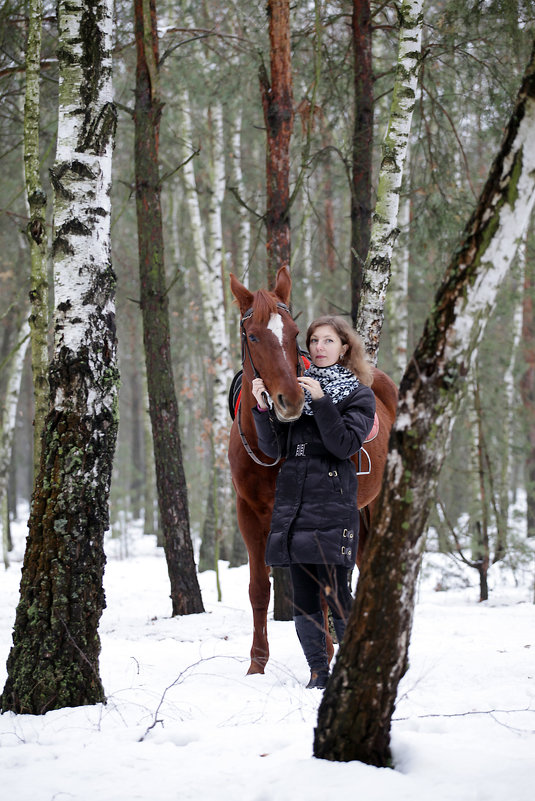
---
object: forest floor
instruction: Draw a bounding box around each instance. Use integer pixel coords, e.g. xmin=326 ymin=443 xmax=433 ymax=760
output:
xmin=1 ymin=509 xmax=534 ymax=801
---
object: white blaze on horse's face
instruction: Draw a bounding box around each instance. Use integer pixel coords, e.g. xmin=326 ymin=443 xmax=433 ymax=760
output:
xmin=267 ymin=312 xmax=284 ymax=349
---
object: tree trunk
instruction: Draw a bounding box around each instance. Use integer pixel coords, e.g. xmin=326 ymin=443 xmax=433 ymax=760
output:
xmin=1 ymin=0 xmax=118 ymax=714
xmin=314 ymin=40 xmax=535 ymax=767
xmin=230 ymin=109 xmax=252 ymax=278
xmin=496 ymin=235 xmax=526 ymax=558
xmin=129 ymin=338 xmax=143 ymax=520
xmin=0 ymin=319 xmax=30 ymax=570
xmin=356 ymin=0 xmax=424 ymax=362
xmin=260 ymin=0 xmax=293 ymax=288
xmin=472 ymin=380 xmax=490 ymax=601
xmin=24 ymin=0 xmax=50 ymax=475
xmin=520 ymin=235 xmax=535 ymax=537
xmin=350 ymin=0 xmax=373 ymax=325
xmin=142 ymin=372 xmax=158 ymax=539
xmin=134 ymin=0 xmax=204 ymax=615
xmin=178 ymin=83 xmax=234 ymax=568
xmin=388 ymin=171 xmax=411 ymax=382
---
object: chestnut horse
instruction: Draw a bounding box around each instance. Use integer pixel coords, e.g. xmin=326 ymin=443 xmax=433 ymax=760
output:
xmin=228 ymin=267 xmax=398 ymax=675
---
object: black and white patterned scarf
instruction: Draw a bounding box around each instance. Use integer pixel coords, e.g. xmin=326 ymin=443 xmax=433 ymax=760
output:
xmin=302 ymin=363 xmax=360 ymax=415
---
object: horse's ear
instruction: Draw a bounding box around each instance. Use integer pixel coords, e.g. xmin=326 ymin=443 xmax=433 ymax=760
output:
xmin=230 ymin=273 xmax=254 ymax=314
xmin=274 ymin=266 xmax=292 ymax=306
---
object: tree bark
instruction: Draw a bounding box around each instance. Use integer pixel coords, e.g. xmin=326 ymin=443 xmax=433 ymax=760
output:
xmin=520 ymin=236 xmax=535 ymax=537
xmin=177 ymin=82 xmax=234 ymax=569
xmin=1 ymin=0 xmax=118 ymax=714
xmin=496 ymin=235 xmax=525 ymax=558
xmin=350 ymin=0 xmax=373 ymax=325
xmin=387 ymin=170 xmax=412 ymax=382
xmin=356 ymin=0 xmax=424 ymax=362
xmin=0 ymin=318 xmax=30 ymax=570
xmin=134 ymin=0 xmax=204 ymax=615
xmin=260 ymin=0 xmax=293 ymax=288
xmin=24 ymin=0 xmax=50 ymax=475
xmin=314 ymin=39 xmax=535 ymax=767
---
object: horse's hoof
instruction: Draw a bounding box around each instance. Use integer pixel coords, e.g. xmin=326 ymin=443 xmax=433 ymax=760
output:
xmin=246 ymin=663 xmax=265 ymax=675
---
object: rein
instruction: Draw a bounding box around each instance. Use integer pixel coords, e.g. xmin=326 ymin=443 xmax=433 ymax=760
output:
xmin=237 ymin=302 xmax=306 ymax=468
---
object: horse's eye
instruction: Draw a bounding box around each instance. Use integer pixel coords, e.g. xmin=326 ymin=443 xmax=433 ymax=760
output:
xmin=248 ymin=334 xmax=258 ymax=343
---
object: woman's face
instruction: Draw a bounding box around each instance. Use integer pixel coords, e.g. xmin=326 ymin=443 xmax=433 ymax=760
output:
xmin=308 ymin=325 xmax=347 ymax=368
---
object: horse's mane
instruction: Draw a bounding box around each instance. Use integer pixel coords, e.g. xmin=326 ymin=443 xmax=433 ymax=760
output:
xmin=251 ymin=289 xmax=279 ymax=324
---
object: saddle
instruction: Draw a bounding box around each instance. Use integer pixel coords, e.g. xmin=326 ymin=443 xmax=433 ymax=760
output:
xmin=229 ymin=369 xmax=244 ymax=421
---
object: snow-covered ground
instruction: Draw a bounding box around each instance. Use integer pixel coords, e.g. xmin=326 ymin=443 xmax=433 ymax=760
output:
xmin=1 ymin=514 xmax=534 ymax=801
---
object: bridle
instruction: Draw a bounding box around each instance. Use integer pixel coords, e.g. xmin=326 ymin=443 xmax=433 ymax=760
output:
xmin=237 ymin=301 xmax=306 ymax=467
xmin=240 ymin=302 xmax=307 ymax=384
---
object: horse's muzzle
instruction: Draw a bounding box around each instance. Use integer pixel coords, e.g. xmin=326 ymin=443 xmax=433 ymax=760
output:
xmin=273 ymin=395 xmax=304 ymax=422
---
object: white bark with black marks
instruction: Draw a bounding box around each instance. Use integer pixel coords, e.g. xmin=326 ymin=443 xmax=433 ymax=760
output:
xmin=357 ymin=0 xmax=425 ymax=363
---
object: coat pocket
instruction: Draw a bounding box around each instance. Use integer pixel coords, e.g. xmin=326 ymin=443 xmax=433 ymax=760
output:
xmin=265 ymin=530 xmax=289 ymax=567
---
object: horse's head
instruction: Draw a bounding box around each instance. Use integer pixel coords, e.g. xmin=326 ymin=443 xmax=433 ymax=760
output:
xmin=230 ymin=267 xmax=305 ymax=422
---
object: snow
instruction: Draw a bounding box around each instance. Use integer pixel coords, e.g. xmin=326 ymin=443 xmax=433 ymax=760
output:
xmin=1 ymin=515 xmax=534 ymax=801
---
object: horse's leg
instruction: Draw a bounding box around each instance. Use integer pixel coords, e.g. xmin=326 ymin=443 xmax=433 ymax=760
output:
xmin=248 ymin=551 xmax=271 ymax=674
xmin=236 ymin=497 xmax=272 ymax=674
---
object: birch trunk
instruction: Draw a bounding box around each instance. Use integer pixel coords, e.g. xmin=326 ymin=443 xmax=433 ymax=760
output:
xmin=315 ymin=40 xmax=535 ymax=767
xmin=1 ymin=0 xmax=118 ymax=713
xmin=496 ymin=236 xmax=525 ymax=557
xmin=387 ymin=174 xmax=411 ymax=381
xmin=178 ymin=86 xmax=234 ymax=566
xmin=0 ymin=319 xmax=30 ymax=569
xmin=134 ymin=0 xmax=204 ymax=616
xmin=204 ymin=101 xmax=235 ymax=489
xmin=230 ymin=110 xmax=252 ymax=278
xmin=356 ymin=0 xmax=424 ymax=362
xmin=24 ymin=0 xmax=50 ymax=474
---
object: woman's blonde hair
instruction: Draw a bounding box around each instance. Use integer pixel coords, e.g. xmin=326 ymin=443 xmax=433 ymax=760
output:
xmin=306 ymin=315 xmax=374 ymax=387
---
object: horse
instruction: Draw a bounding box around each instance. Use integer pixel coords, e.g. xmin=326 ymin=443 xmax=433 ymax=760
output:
xmin=228 ymin=266 xmax=398 ymax=675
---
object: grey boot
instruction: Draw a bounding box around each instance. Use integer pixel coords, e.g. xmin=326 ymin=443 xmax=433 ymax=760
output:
xmin=294 ymin=612 xmax=329 ymax=689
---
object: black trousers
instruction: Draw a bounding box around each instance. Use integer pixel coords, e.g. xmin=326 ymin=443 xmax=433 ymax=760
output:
xmin=290 ymin=563 xmax=354 ymax=621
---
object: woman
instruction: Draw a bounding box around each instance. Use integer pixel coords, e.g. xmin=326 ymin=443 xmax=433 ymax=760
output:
xmin=251 ymin=315 xmax=376 ymax=689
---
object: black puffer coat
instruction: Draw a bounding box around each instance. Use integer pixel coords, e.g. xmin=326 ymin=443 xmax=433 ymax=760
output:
xmin=252 ymin=384 xmax=376 ymax=568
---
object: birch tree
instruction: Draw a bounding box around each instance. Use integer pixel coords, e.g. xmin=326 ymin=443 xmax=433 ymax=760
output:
xmin=177 ymin=82 xmax=234 ymax=571
xmin=387 ymin=171 xmax=411 ymax=381
xmin=498 ymin=236 xmax=526 ymax=553
xmin=230 ymin=109 xmax=252 ymax=278
xmin=0 ymin=317 xmax=30 ymax=568
xmin=314 ymin=40 xmax=535 ymax=767
xmin=356 ymin=0 xmax=424 ymax=362
xmin=1 ymin=0 xmax=118 ymax=713
xmin=24 ymin=0 xmax=49 ymax=475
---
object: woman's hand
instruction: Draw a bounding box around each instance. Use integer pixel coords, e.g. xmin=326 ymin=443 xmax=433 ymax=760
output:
xmin=252 ymin=377 xmax=269 ymax=410
xmin=297 ymin=376 xmax=324 ymax=400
